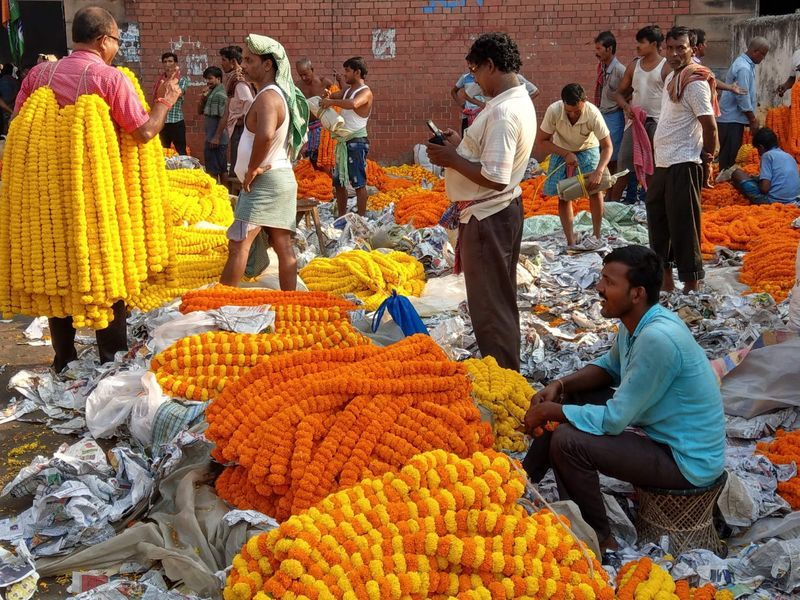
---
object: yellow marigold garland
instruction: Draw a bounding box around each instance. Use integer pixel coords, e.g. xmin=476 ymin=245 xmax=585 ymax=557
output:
xmin=617 ymin=558 xmax=733 ymax=600
xmin=464 ymin=356 xmax=534 ymax=453
xmin=366 ymin=184 xmax=424 ymax=212
xmin=300 ymin=249 xmax=426 ymax=311
xmin=223 ymin=448 xmax=614 ymax=600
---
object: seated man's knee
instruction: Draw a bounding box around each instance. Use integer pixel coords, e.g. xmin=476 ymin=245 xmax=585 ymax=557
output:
xmin=549 ymin=423 xmax=582 ymax=458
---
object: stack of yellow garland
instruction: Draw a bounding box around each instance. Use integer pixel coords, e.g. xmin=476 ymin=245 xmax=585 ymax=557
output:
xmin=223 ymin=448 xmax=615 ymax=600
xmin=129 ymin=169 xmax=234 ymax=311
xmin=209 ymin=335 xmax=494 ymax=521
xmin=300 ymin=249 xmax=426 ymax=311
xmin=616 ymin=557 xmax=733 ymax=600
xmin=464 ymin=356 xmax=534 ymax=453
xmin=367 ymin=184 xmax=424 ymax=212
xmin=0 ymin=67 xmax=234 ymax=325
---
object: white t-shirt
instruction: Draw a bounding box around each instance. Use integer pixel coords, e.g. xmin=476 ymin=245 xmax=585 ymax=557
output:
xmin=653 ymin=73 xmax=714 ymax=168
xmin=444 ymin=84 xmax=537 ymax=222
xmin=540 ymin=100 xmax=610 ymax=152
xmin=792 ymin=48 xmax=800 ymax=75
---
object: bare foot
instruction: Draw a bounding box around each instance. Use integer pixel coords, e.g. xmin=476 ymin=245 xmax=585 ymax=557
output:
xmin=599 ymin=535 xmax=620 ymax=553
xmin=662 ymin=269 xmax=675 ymax=293
xmin=682 ymin=279 xmax=700 ymax=293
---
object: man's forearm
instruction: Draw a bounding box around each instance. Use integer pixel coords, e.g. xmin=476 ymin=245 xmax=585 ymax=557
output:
xmin=701 ymin=123 xmax=718 ymax=156
xmin=214 ymin=105 xmax=231 ymax=139
xmin=328 ymin=98 xmax=357 ymax=110
xmin=535 ymin=139 xmax=569 ymax=161
xmin=597 ymin=143 xmax=613 ymax=172
xmin=248 ymin=134 xmax=273 ymax=171
xmin=132 ymin=103 xmax=171 ymax=143
xmin=557 ymin=364 xmax=614 ymax=395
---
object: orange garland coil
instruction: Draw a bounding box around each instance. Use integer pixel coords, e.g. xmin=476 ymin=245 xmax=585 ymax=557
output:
xmin=701 ymin=203 xmax=800 ymax=258
xmin=208 ymin=335 xmax=495 ymax=521
xmin=150 ymin=319 xmax=371 ymax=401
xmin=616 ymin=557 xmax=733 ymax=600
xmin=179 ymin=285 xmax=356 ymax=314
xmin=393 ymin=190 xmax=450 ymax=229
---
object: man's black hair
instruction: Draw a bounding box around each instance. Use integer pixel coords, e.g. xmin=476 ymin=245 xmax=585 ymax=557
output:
xmin=692 ymin=28 xmax=706 ymax=46
xmin=72 ymin=6 xmax=116 ymax=44
xmin=595 ymin=31 xmax=617 ymax=54
xmin=752 ymin=127 xmax=779 ymax=151
xmin=343 ymin=56 xmax=368 ymax=79
xmin=219 ymin=45 xmax=243 ymax=64
xmin=603 ymin=245 xmax=663 ymax=306
xmin=635 ymin=25 xmax=664 ymax=49
xmin=1 ymin=64 xmax=14 ymax=76
xmin=561 ymin=83 xmax=587 ymax=106
xmin=161 ymin=52 xmax=178 ymax=62
xmin=666 ymin=26 xmax=695 ymax=47
xmin=465 ymin=32 xmax=522 ymax=73
xmin=203 ymin=66 xmax=223 ymax=79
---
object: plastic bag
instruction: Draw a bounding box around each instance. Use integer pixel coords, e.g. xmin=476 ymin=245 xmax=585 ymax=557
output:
xmin=372 ymin=290 xmax=428 ymax=336
xmin=129 ymin=372 xmax=171 ymax=446
xmin=86 ymin=370 xmax=168 ymax=441
xmin=245 ymin=229 xmax=271 ymax=279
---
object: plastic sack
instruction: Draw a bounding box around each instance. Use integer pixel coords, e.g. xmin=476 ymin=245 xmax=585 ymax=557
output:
xmin=408 ymin=273 xmax=467 ymax=317
xmin=245 ymin=229 xmax=271 ymax=279
xmin=86 ymin=369 xmax=168 ymax=441
xmin=371 ymin=290 xmax=428 ymax=336
xmin=129 ymin=372 xmax=171 ymax=446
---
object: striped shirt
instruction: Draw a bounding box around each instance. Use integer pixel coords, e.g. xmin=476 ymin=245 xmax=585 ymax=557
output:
xmin=15 ymin=50 xmax=149 ymax=133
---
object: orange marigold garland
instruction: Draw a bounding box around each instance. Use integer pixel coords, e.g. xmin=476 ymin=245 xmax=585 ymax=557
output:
xmin=293 ymin=159 xmax=334 ymax=201
xmin=757 ymin=428 xmax=800 ymax=508
xmin=393 ymin=189 xmax=450 ymax=229
xmin=223 ymin=449 xmax=615 ymax=600
xmin=520 ymin=176 xmax=590 ymax=218
xmin=151 ymin=319 xmax=370 ymax=401
xmin=179 ymin=284 xmax=356 ymax=313
xmin=701 ymin=203 xmax=800 ymax=258
xmin=740 ymin=230 xmax=800 ymax=302
xmin=209 ymin=335 xmax=495 ymax=521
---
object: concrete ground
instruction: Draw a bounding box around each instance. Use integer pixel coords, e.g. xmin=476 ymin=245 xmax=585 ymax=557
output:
xmin=0 ymin=316 xmax=81 ymax=598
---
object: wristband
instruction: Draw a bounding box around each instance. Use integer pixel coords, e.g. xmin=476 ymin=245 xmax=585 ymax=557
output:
xmin=555 ymin=379 xmax=565 ymax=399
xmin=156 ymin=97 xmax=174 ymax=109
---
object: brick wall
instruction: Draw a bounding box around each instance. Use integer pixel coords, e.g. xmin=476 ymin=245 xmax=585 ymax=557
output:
xmin=124 ymin=0 xmax=690 ymax=164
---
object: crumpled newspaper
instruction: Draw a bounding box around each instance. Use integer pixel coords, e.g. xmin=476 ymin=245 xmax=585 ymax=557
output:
xmin=729 ymin=540 xmax=800 ymax=593
xmin=0 ymin=440 xmax=154 ymax=558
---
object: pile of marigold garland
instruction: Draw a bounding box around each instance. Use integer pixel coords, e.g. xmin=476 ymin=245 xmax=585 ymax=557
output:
xmin=223 ymin=448 xmax=614 ymax=600
xmin=757 ymin=428 xmax=800 ymax=508
xmin=300 ymin=249 xmax=426 ymax=311
xmin=208 ymin=335 xmax=494 ymax=521
xmin=616 ymin=557 xmax=733 ymax=600
xmin=151 ymin=292 xmax=369 ymax=401
xmin=464 ymin=356 xmax=534 ymax=453
xmin=179 ymin=285 xmax=356 ymax=314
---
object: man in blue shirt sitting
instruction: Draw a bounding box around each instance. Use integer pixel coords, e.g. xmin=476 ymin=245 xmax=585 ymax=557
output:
xmin=718 ymin=127 xmax=800 ymax=206
xmin=716 ymin=37 xmax=769 ymax=170
xmin=523 ymin=245 xmax=725 ymax=551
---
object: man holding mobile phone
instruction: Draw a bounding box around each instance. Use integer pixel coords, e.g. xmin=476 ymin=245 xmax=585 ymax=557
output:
xmin=426 ymin=33 xmax=536 ymax=372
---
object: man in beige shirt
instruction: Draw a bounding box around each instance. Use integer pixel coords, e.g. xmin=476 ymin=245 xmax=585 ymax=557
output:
xmin=427 ymin=33 xmax=536 ymax=372
xmin=534 ymin=83 xmax=613 ymax=251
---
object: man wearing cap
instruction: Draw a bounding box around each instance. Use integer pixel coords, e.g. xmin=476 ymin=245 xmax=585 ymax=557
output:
xmin=220 ymin=34 xmax=309 ymax=291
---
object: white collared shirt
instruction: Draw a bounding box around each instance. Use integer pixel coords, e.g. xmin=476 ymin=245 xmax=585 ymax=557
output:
xmin=444 ymin=84 xmax=537 ymax=222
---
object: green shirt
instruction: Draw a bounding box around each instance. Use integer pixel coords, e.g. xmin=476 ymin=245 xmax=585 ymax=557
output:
xmin=203 ymin=83 xmax=226 ymax=118
xmin=166 ymin=76 xmax=189 ymax=123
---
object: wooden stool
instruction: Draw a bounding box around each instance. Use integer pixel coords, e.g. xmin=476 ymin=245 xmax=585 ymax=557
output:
xmin=296 ymin=198 xmax=328 ymax=257
xmin=226 ymin=175 xmax=242 ymax=197
xmin=635 ymin=471 xmax=727 ymax=556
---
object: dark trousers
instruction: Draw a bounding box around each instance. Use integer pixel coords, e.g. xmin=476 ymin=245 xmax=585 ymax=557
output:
xmin=522 ymin=388 xmax=692 ymax=541
xmin=159 ymin=120 xmax=187 ymax=155
xmin=459 ymin=196 xmax=523 ymax=371
xmin=48 ymin=300 xmax=128 ymax=372
xmin=645 ymin=162 xmax=705 ymax=282
xmin=228 ymin=123 xmax=244 ymax=178
xmin=717 ymin=122 xmax=745 ymax=170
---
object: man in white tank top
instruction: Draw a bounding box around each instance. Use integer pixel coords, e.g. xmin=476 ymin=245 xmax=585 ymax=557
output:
xmin=609 ymin=25 xmax=670 ymax=202
xmin=319 ymin=57 xmax=373 ymax=216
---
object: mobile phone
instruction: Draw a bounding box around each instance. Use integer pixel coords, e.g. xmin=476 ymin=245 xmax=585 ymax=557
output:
xmin=427 ymin=120 xmax=445 ymax=145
